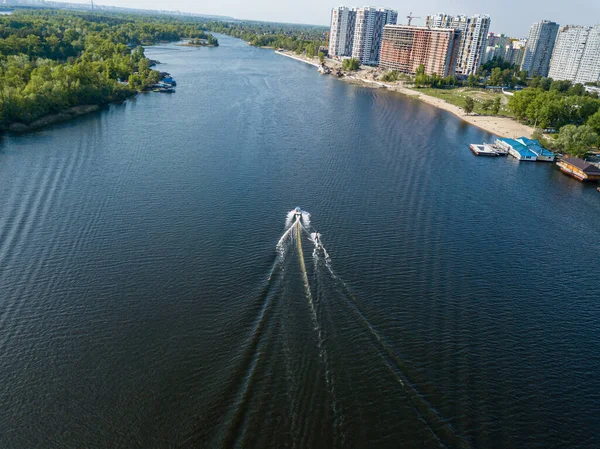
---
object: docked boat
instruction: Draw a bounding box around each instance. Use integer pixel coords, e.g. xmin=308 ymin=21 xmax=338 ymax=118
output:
xmin=557 ymin=157 xmax=600 ymax=181
xmin=516 ymin=137 xmax=555 ymax=162
xmin=496 ymin=138 xmax=537 ymax=161
xmin=469 ymin=143 xmax=499 ymax=156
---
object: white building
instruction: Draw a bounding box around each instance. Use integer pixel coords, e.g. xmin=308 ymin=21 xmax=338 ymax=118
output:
xmin=351 ymin=7 xmax=398 ymax=65
xmin=424 ymin=13 xmax=490 ymax=75
xmin=548 ymin=26 xmax=590 ymax=82
xmin=484 ymin=33 xmax=511 ymax=63
xmin=547 ymin=24 xmax=600 ymax=85
xmin=575 ymin=24 xmax=600 ymax=85
xmin=329 ymin=6 xmax=357 ymax=58
xmin=507 ymin=39 xmax=527 ymax=67
xmin=457 ymin=15 xmax=491 ymax=75
xmin=521 ymin=20 xmax=559 ymax=77
xmin=425 ymin=13 xmax=454 ymax=28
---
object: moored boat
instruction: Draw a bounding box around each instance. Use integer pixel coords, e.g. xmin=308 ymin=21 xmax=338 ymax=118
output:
xmin=469 ymin=143 xmax=499 ymax=156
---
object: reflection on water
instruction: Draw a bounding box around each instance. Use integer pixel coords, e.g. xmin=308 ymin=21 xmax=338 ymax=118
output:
xmin=0 ymin=35 xmax=599 ymax=449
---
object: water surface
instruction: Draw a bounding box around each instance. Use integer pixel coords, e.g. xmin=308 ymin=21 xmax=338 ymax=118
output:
xmin=1 ymin=35 xmax=599 ymax=449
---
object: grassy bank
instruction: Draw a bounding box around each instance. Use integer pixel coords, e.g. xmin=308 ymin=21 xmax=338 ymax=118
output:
xmin=410 ymin=87 xmax=514 ymax=117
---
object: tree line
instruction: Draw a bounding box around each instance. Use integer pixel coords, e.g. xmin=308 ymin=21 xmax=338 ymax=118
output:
xmin=0 ymin=10 xmax=218 ymax=130
xmin=200 ymin=20 xmax=326 ymax=55
xmin=408 ymin=58 xmax=600 ymax=156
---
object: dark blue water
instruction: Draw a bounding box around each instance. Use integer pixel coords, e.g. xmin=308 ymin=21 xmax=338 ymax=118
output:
xmin=1 ymin=35 xmax=599 ymax=449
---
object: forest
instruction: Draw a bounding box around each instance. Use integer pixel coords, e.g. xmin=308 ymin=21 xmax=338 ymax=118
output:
xmin=201 ymin=20 xmax=326 ymax=54
xmin=0 ymin=9 xmax=218 ymax=130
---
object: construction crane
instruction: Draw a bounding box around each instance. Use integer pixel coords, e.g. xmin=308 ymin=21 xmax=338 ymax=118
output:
xmin=407 ymin=12 xmax=421 ymax=26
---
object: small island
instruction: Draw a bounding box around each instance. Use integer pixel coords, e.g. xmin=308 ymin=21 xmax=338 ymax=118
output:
xmin=180 ymin=36 xmax=219 ymax=47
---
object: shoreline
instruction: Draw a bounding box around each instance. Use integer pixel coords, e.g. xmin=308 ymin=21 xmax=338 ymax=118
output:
xmin=275 ymin=50 xmax=534 ymax=139
xmin=7 ymin=105 xmax=103 ymax=133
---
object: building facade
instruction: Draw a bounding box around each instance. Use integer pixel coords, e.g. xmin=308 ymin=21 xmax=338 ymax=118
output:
xmin=455 ymin=15 xmax=491 ymax=75
xmin=548 ymin=26 xmax=590 ymax=81
xmin=483 ymin=33 xmax=511 ymax=63
xmin=574 ymin=24 xmax=600 ymax=84
xmin=425 ymin=13 xmax=454 ymax=28
xmin=521 ymin=20 xmax=560 ymax=77
xmin=351 ymin=7 xmax=398 ymax=65
xmin=507 ymin=39 xmax=527 ymax=67
xmin=379 ymin=25 xmax=461 ymax=77
xmin=424 ymin=13 xmax=490 ymax=75
xmin=328 ymin=6 xmax=357 ymax=58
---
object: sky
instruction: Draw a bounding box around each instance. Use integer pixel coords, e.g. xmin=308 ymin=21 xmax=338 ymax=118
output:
xmin=76 ymin=0 xmax=600 ymax=37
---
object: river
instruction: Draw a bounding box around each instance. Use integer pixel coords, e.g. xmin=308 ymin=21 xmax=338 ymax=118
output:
xmin=1 ymin=35 xmax=599 ymax=449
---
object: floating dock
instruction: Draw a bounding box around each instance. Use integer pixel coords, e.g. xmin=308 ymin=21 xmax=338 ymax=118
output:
xmin=516 ymin=138 xmax=555 ymax=162
xmin=557 ymin=157 xmax=600 ymax=181
xmin=469 ymin=142 xmax=508 ymax=156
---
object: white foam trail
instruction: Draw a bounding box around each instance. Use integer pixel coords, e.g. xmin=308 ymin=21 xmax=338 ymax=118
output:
xmin=276 ymin=223 xmax=295 ymax=248
xmin=301 ymin=210 xmax=311 ymax=228
xmin=310 ymin=232 xmax=332 ymax=264
xmin=285 ymin=210 xmax=296 ymax=228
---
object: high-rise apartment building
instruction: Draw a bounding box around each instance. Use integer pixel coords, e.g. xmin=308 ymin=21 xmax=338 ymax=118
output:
xmin=508 ymin=39 xmax=527 ymax=67
xmin=328 ymin=6 xmax=357 ymax=58
xmin=424 ymin=13 xmax=490 ymax=75
xmin=574 ymin=25 xmax=600 ymax=84
xmin=521 ymin=20 xmax=559 ymax=77
xmin=379 ymin=25 xmax=461 ymax=77
xmin=328 ymin=6 xmax=397 ymax=64
xmin=548 ymin=24 xmax=600 ymax=84
xmin=484 ymin=33 xmax=511 ymax=63
xmin=455 ymin=15 xmax=491 ymax=75
xmin=351 ymin=7 xmax=398 ymax=65
xmin=425 ymin=13 xmax=454 ymax=28
xmin=548 ymin=26 xmax=590 ymax=81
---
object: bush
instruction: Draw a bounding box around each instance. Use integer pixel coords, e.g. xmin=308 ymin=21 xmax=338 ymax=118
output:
xmin=342 ymin=58 xmax=360 ymax=71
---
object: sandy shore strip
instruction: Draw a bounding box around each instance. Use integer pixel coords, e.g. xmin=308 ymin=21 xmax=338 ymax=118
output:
xmin=275 ymin=50 xmax=534 ymax=139
xmin=276 ymin=50 xmax=321 ymax=68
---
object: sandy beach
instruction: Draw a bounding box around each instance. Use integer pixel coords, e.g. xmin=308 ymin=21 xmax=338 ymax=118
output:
xmin=275 ymin=51 xmax=534 ymax=139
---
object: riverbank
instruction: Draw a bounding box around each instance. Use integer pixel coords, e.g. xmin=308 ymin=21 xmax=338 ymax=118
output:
xmin=7 ymin=105 xmax=102 ymax=133
xmin=275 ymin=51 xmax=534 ymax=139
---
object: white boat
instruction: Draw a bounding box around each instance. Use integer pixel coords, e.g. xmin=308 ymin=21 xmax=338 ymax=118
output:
xmin=469 ymin=144 xmax=499 ymax=156
xmin=294 ymin=207 xmax=302 ymax=217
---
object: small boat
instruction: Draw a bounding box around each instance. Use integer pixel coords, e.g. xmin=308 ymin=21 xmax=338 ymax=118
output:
xmin=294 ymin=207 xmax=302 ymax=217
xmin=470 ymin=143 xmax=499 ymax=156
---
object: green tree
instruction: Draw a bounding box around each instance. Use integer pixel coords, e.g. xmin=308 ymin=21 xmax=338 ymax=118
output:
xmin=318 ymin=51 xmax=325 ymax=64
xmin=555 ymin=124 xmax=598 ymax=157
xmin=532 ymin=128 xmax=544 ymax=141
xmin=416 ymin=64 xmax=425 ymax=76
xmin=585 ymin=110 xmax=600 ymax=145
xmin=414 ymin=73 xmax=428 ymax=87
xmin=342 ymin=58 xmax=360 ymax=71
xmin=467 ymin=74 xmax=477 ymax=87
xmin=382 ymin=70 xmax=400 ymax=82
xmin=517 ymin=70 xmax=529 ymax=86
xmin=488 ymin=67 xmax=502 ymax=86
xmin=464 ymin=96 xmax=475 ymax=115
xmin=491 ymin=97 xmax=501 ymax=115
xmin=481 ymin=99 xmax=493 ymax=114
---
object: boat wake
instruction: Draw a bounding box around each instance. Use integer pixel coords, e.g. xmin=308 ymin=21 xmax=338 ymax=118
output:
xmin=214 ymin=208 xmax=471 ymax=449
